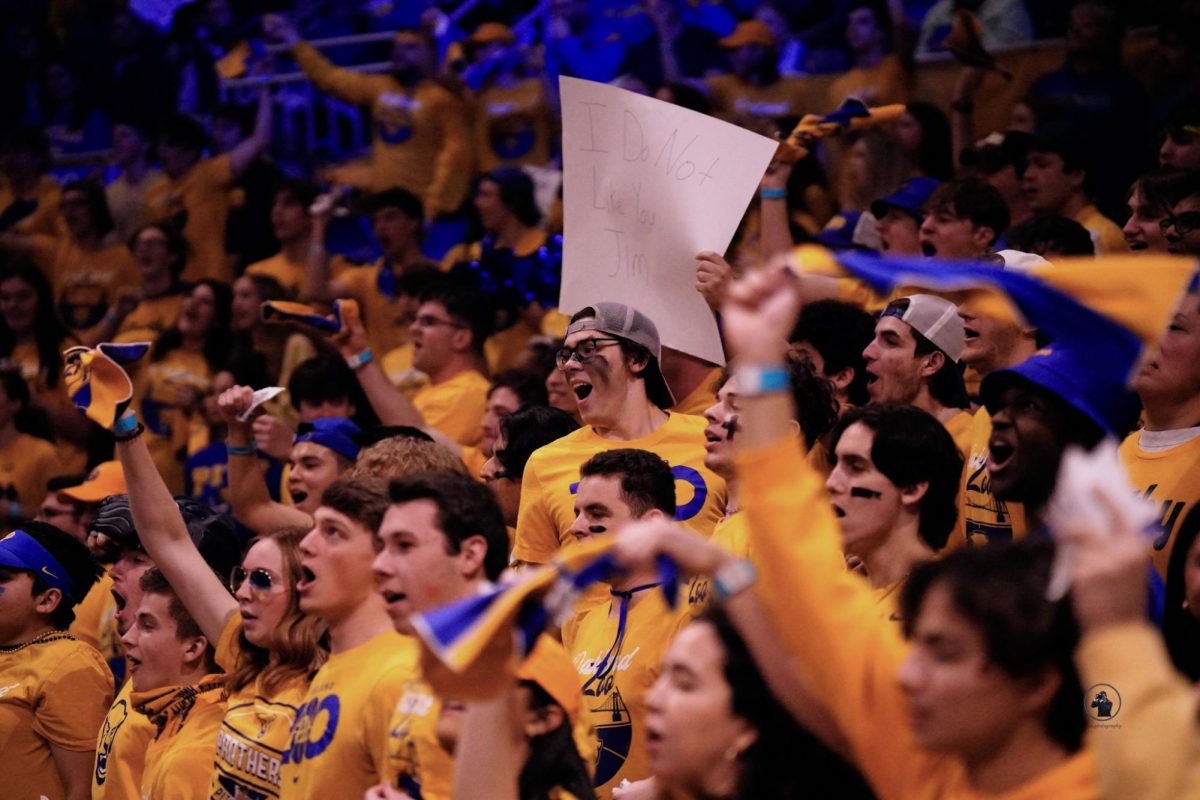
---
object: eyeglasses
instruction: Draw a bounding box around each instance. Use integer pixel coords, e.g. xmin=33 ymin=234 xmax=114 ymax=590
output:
xmin=555 ymin=338 xmax=622 ymax=368
xmin=230 ymin=566 xmax=277 ymax=594
xmin=1159 ymin=211 xmax=1200 ymax=237
xmin=414 ymin=315 xmax=467 ymax=330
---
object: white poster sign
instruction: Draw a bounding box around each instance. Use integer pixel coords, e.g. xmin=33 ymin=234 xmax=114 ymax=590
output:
xmin=559 ymin=76 xmax=779 ymax=365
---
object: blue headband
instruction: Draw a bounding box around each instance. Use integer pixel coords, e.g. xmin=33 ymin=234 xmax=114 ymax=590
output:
xmin=0 ymin=530 xmax=76 ymax=600
xmin=294 ymin=417 xmax=362 ymax=461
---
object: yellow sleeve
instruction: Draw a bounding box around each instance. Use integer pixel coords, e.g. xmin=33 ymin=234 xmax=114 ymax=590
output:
xmin=199 ymin=153 xmax=234 ymax=189
xmin=215 ymin=612 xmax=244 ymax=673
xmin=364 ymin=668 xmax=412 ymax=780
xmin=413 ymin=379 xmax=486 ymax=447
xmin=512 ymin=458 xmax=561 ymax=564
xmin=737 ymin=437 xmax=919 ymax=796
xmin=1076 ymin=623 xmax=1200 ymax=800
xmin=425 ymin=90 xmax=473 ymax=218
xmin=36 ymin=648 xmax=115 ymax=750
xmin=293 ymin=42 xmax=384 ymax=107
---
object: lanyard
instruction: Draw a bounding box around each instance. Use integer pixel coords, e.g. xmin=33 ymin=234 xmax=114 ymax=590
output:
xmin=589 ymin=582 xmax=659 ymax=688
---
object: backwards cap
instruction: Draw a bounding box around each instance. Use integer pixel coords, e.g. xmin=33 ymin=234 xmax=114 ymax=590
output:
xmin=566 ymin=303 xmax=675 ymax=409
xmin=881 ymin=294 xmax=966 ymax=363
xmin=294 ymin=417 xmax=362 ymax=461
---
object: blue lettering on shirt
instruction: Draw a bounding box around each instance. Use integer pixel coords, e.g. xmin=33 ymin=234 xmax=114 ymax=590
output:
xmin=283 ymin=695 xmax=340 ymax=765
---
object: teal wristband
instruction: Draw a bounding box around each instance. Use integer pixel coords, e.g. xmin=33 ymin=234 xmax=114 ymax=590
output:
xmin=713 ymin=559 xmax=757 ymax=601
xmin=735 ymin=365 xmax=790 ymax=395
xmin=345 ymin=349 xmax=374 ymax=371
xmin=113 ymin=411 xmax=139 ymax=435
xmin=759 ymin=187 xmax=787 ymax=200
xmin=226 ymin=442 xmax=257 ymax=457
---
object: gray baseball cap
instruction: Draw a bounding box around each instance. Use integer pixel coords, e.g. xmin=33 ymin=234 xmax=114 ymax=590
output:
xmin=566 ymin=303 xmax=676 ymax=409
xmin=880 ymin=294 xmax=965 ymax=363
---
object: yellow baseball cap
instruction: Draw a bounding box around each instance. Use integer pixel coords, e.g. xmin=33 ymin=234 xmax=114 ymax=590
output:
xmin=469 ymin=22 xmax=515 ymax=45
xmin=719 ymin=20 xmax=776 ymax=49
xmin=59 ymin=461 xmax=127 ymax=503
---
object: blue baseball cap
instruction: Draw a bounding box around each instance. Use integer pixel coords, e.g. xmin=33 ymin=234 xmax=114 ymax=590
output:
xmin=815 ymin=211 xmax=867 ymax=251
xmin=0 ymin=530 xmax=77 ymax=600
xmin=980 ymin=347 xmax=1142 ymax=438
xmin=870 ymin=177 xmax=943 ymax=221
xmin=295 ymin=417 xmax=362 ymax=461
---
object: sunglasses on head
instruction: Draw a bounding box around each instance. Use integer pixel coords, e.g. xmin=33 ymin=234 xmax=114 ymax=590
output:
xmin=230 ymin=566 xmax=276 ymax=594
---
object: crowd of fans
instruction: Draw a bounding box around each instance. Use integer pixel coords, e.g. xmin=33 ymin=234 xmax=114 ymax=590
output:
xmin=3 ymin=0 xmax=1200 ymax=799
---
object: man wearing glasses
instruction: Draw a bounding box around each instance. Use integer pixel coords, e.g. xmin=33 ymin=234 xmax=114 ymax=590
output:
xmin=511 ymin=302 xmax=726 ymax=566
xmin=342 ymin=281 xmax=493 ymax=448
xmin=1162 ymin=170 xmax=1200 ymax=256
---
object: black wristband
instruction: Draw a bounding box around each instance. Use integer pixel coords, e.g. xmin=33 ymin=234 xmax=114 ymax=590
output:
xmin=113 ymin=422 xmax=146 ymax=443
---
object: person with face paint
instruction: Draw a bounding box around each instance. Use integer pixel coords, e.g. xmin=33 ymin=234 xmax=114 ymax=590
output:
xmin=365 ymin=471 xmax=511 ymax=799
xmin=0 ymin=520 xmax=112 ymax=800
xmin=220 ymin=382 xmax=360 ymax=536
xmin=560 ymin=448 xmax=690 ymax=796
xmin=825 ymin=404 xmax=963 ymax=611
xmin=263 ymin=16 xmax=469 ymax=217
xmin=87 ymin=492 xmax=241 ymax=800
xmin=111 ymin=401 xmax=327 ymax=800
xmin=862 ymin=294 xmax=973 ymax=458
xmin=123 ymin=568 xmax=226 ymax=800
xmin=512 ymin=302 xmax=726 ymax=566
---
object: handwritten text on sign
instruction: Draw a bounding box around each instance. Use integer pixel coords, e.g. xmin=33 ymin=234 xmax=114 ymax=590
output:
xmin=560 ymin=77 xmax=777 ymax=365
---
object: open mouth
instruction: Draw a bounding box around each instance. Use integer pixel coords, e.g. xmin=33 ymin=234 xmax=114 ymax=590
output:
xmin=963 ymin=325 xmax=979 ymax=341
xmin=127 ymin=655 xmax=141 ymax=670
xmin=382 ymin=590 xmax=407 ymax=605
xmin=921 ymin=241 xmax=937 ymax=257
xmin=987 ymin=437 xmax=1015 ymax=472
xmin=112 ymin=589 xmax=126 ymax=610
xmin=833 ymin=504 xmax=846 ymax=518
xmin=865 ymin=369 xmax=879 ymax=385
xmin=572 ymin=382 xmax=593 ymax=401
xmin=290 ymin=489 xmax=309 ymax=506
xmin=297 ymin=565 xmax=317 ymax=591
xmin=1128 ymin=240 xmax=1147 ymax=251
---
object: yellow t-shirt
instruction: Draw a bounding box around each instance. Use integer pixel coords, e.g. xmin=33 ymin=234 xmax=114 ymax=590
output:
xmin=28 ymin=234 xmax=139 ymax=334
xmin=0 ymin=635 xmax=114 ymax=800
xmin=279 ymin=630 xmax=420 ymax=800
xmin=246 ymin=251 xmax=308 ymax=299
xmin=1073 ymin=204 xmax=1129 ymax=255
xmin=113 ymin=287 xmax=188 ymax=345
xmin=686 ymin=511 xmax=748 ymax=614
xmin=952 ymin=408 xmax=1026 ymax=549
xmin=562 ymin=589 xmax=689 ymax=796
xmin=380 ymin=342 xmax=429 ymax=398
xmin=70 ymin=573 xmax=120 ymax=658
xmin=336 ymin=259 xmax=423 ymax=358
xmin=0 ymin=174 xmax=63 ymax=237
xmin=382 ymin=675 xmax=455 ymax=800
xmin=145 ymin=155 xmax=235 ymax=283
xmin=514 ymin=413 xmax=727 ymax=564
xmin=827 ymin=53 xmax=912 ymax=108
xmin=1118 ymin=429 xmax=1200 ymax=578
xmin=135 ymin=677 xmax=227 ymax=800
xmin=293 ymin=45 xmax=471 ymax=217
xmin=670 ymin=368 xmax=720 ymax=418
xmin=210 ymin=614 xmax=311 ymax=800
xmin=943 ymin=408 xmax=974 ymax=464
xmin=475 ymin=78 xmax=554 ymax=172
xmin=94 ymin=678 xmax=158 ymax=800
xmin=135 ymin=349 xmax=212 ymax=494
xmin=413 ymin=369 xmax=491 ymax=448
xmin=706 ymin=74 xmax=814 ymax=136
xmin=0 ymin=432 xmax=60 ymax=514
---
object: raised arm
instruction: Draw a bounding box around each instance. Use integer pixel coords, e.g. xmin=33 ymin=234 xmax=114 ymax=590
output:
xmin=227 ymin=82 xmax=273 ymax=179
xmin=218 ymin=385 xmax=314 ymax=534
xmin=265 ymin=14 xmax=381 ymax=108
xmin=114 ymin=427 xmax=237 ymax=643
xmin=338 ymin=312 xmax=428 ymax=429
xmin=302 ymin=196 xmax=351 ymax=304
xmin=424 ymin=91 xmax=472 ymax=219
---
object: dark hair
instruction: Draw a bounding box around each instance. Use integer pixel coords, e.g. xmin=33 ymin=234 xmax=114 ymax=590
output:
xmin=60 ymin=179 xmax=115 ymax=238
xmin=848 ymin=0 xmax=894 ymax=49
xmin=1163 ymin=505 xmax=1200 ymax=681
xmin=1159 ymin=168 xmax=1200 ymax=208
xmin=0 ymin=365 xmax=53 ymax=441
xmin=518 ymin=680 xmax=597 ymax=800
xmin=129 ymin=222 xmax=189 ymax=277
xmin=273 ymin=178 xmax=321 ymax=212
xmin=899 ymin=538 xmax=1085 ymax=753
xmin=388 ymin=471 xmax=509 ymax=580
xmin=212 ymin=101 xmax=253 ymax=135
xmin=790 ymin=300 xmax=879 ymax=407
xmin=496 ymin=405 xmax=580 ymax=479
xmin=157 ymin=113 xmax=211 ymax=153
xmin=786 ymin=355 xmax=840 ymax=449
xmin=1007 ymin=216 xmax=1095 ymax=257
xmin=139 ymin=566 xmax=219 ymax=671
xmin=22 ymin=520 xmax=102 ymax=629
xmin=288 ymin=354 xmax=356 ymax=410
xmin=150 ymin=279 xmax=233 ymax=372
xmin=903 ymin=102 xmax=953 ymax=181
xmin=926 ymin=178 xmax=1011 ymax=247
xmin=419 ymin=279 xmax=494 ymax=357
xmin=883 ymin=298 xmax=970 ymax=411
xmin=1133 ymin=169 xmax=1178 ymax=218
xmin=660 ymin=82 xmax=711 ymax=115
xmin=0 ymin=255 xmax=70 ymax=389
xmin=319 ymin=477 xmax=390 ymax=534
xmin=489 ymin=369 xmax=548 ymax=409
xmin=830 ymin=404 xmax=963 ymax=550
xmin=367 ymin=187 xmax=425 ymax=221
xmin=1163 ymin=102 xmax=1200 ymax=146
xmin=481 ymin=166 xmax=542 ymax=228
xmin=0 ymin=126 xmax=51 ymax=173
xmin=700 ymin=607 xmax=873 ymax=799
xmin=578 ymin=448 xmax=676 ymax=518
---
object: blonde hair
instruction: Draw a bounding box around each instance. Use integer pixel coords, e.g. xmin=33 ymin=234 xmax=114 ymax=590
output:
xmin=226 ymin=527 xmax=328 ymax=697
xmin=351 ymin=436 xmax=468 ymax=479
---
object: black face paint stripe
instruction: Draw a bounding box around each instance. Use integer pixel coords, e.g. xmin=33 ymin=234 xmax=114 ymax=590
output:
xmin=588 ymin=525 xmax=607 ymax=534
xmin=722 ymin=414 xmax=738 ymax=442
